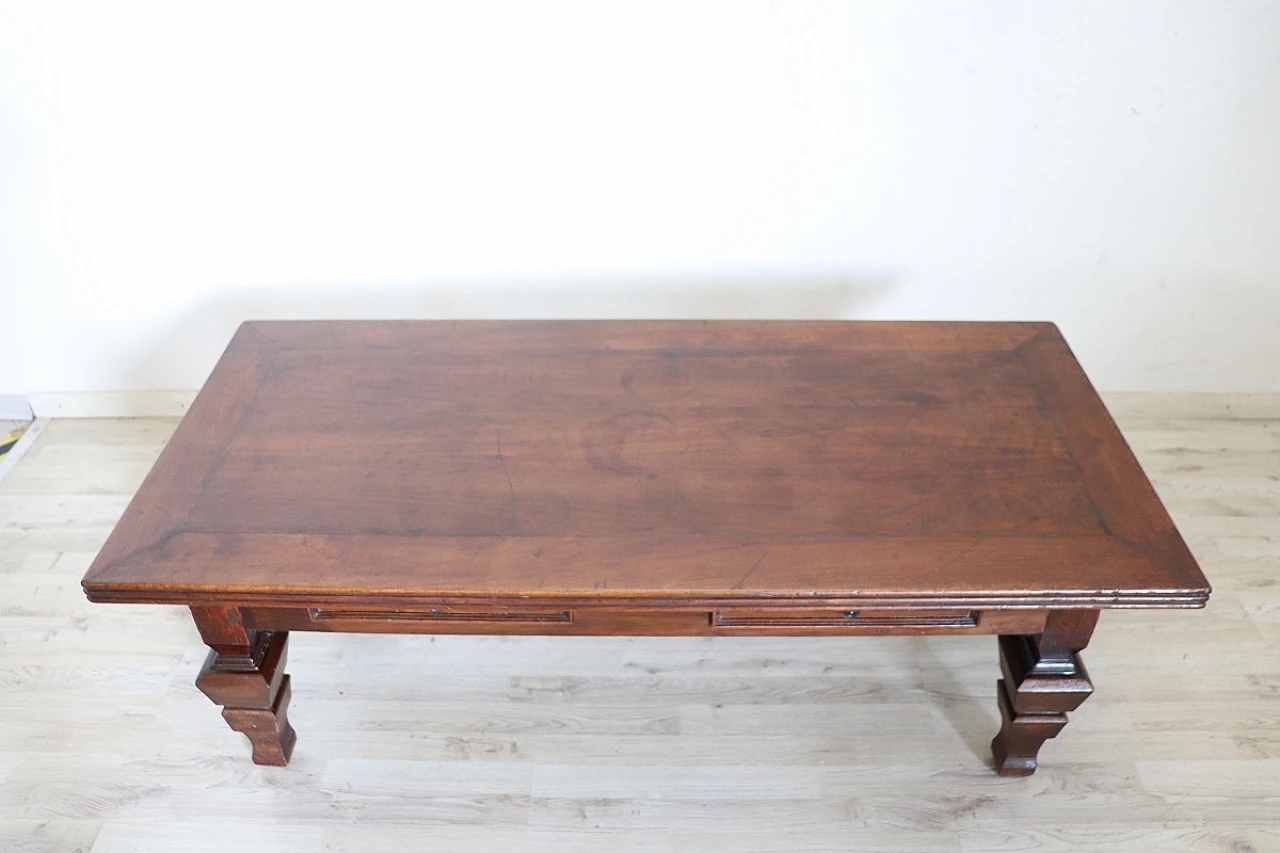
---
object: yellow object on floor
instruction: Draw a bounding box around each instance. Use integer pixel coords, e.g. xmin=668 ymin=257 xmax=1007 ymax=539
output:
xmin=0 ymin=427 xmax=26 ymax=458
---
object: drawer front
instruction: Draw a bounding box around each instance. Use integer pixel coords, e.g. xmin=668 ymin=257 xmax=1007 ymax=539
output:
xmin=308 ymin=606 xmax=573 ymax=624
xmin=714 ymin=608 xmax=978 ymax=629
xmin=709 ymin=608 xmax=1047 ymax=635
xmin=242 ymin=605 xmax=577 ymax=635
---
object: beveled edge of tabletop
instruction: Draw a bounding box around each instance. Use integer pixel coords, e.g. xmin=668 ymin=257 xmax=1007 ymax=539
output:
xmin=81 ymin=320 xmax=1211 ymax=611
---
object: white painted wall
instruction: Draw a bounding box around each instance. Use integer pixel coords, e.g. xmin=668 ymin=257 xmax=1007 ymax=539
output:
xmin=2 ymin=0 xmax=1278 ymax=395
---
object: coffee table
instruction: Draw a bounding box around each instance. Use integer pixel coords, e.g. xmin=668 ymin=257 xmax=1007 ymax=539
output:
xmin=82 ymin=320 xmax=1210 ymax=775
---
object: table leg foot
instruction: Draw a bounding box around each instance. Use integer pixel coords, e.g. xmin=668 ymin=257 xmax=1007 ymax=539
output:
xmin=991 ymin=676 xmax=1069 ymax=776
xmin=990 ymin=629 xmax=1093 ymax=776
xmin=221 ymin=673 xmax=297 ymax=766
xmin=191 ymin=605 xmax=296 ymax=766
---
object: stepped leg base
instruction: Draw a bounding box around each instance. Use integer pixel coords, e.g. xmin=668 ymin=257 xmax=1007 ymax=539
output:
xmin=193 ymin=620 xmax=296 ymax=767
xmin=989 ymin=615 xmax=1096 ymax=776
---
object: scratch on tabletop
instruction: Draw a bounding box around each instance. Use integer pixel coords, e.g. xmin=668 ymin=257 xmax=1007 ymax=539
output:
xmin=716 ymin=425 xmax=744 ymax=456
xmin=496 ymin=432 xmax=518 ymax=531
xmin=943 ymin=538 xmax=983 ymax=570
xmin=733 ymin=547 xmax=772 ymax=590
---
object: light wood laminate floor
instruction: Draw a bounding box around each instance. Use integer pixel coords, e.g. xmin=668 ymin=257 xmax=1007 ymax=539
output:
xmin=1 ymin=395 xmax=1278 ymax=852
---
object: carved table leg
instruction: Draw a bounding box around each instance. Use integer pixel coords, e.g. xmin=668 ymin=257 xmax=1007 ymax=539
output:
xmin=191 ymin=605 xmax=297 ymax=766
xmin=991 ymin=610 xmax=1097 ymax=776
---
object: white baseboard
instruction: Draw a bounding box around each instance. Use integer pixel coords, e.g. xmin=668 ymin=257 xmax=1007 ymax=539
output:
xmin=28 ymin=390 xmax=198 ymax=418
xmin=1101 ymin=391 xmax=1280 ymax=420
xmin=0 ymin=394 xmax=33 ymax=420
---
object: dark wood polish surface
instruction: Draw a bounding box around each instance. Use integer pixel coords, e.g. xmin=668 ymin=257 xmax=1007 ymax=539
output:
xmin=82 ymin=320 xmax=1208 ymax=609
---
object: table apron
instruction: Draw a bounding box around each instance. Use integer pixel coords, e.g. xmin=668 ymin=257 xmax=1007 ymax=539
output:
xmin=238 ymin=606 xmax=1049 ymax=637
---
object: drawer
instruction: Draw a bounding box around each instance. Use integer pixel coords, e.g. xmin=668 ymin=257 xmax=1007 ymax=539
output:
xmin=246 ymin=605 xmax=715 ymax=636
xmin=242 ymin=605 xmax=576 ymax=635
xmin=308 ymin=606 xmax=573 ymax=624
xmin=713 ymin=608 xmax=979 ymax=629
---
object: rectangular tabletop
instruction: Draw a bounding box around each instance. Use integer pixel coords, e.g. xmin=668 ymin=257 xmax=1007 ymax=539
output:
xmin=82 ymin=320 xmax=1209 ymax=610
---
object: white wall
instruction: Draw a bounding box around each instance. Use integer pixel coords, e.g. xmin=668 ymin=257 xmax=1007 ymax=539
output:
xmin=2 ymin=0 xmax=1278 ymax=395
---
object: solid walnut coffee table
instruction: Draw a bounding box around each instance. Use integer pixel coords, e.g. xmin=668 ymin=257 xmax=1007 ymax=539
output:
xmin=82 ymin=320 xmax=1209 ymax=775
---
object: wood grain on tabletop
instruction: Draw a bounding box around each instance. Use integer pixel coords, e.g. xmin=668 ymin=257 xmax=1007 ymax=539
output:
xmin=81 ymin=321 xmax=1207 ymax=609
